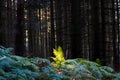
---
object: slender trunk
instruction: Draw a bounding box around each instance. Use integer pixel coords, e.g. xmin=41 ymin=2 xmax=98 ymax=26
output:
xmin=15 ymin=0 xmax=25 ymax=56
xmin=113 ymin=0 xmax=120 ymax=71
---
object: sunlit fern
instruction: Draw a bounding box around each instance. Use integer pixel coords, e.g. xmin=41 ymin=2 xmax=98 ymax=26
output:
xmin=52 ymin=46 xmax=65 ymax=67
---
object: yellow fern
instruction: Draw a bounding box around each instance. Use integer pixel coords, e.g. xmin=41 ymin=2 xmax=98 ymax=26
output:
xmin=52 ymin=46 xmax=65 ymax=67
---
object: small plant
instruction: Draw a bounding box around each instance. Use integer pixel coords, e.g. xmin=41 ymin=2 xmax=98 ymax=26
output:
xmin=96 ymin=58 xmax=101 ymax=65
xmin=52 ymin=46 xmax=65 ymax=67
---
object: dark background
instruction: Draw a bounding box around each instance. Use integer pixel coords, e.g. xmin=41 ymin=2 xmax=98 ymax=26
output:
xmin=0 ymin=0 xmax=120 ymax=71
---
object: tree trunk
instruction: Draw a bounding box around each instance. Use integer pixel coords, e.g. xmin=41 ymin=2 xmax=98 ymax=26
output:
xmin=15 ymin=0 xmax=25 ymax=56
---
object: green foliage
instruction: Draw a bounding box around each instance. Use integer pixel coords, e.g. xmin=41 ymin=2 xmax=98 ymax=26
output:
xmin=113 ymin=73 xmax=120 ymax=80
xmin=96 ymin=58 xmax=101 ymax=65
xmin=49 ymin=58 xmax=120 ymax=80
xmin=0 ymin=46 xmax=41 ymax=80
xmin=39 ymin=65 xmax=70 ymax=80
xmin=50 ymin=46 xmax=120 ymax=80
xmin=52 ymin=46 xmax=65 ymax=67
xmin=0 ymin=46 xmax=120 ymax=80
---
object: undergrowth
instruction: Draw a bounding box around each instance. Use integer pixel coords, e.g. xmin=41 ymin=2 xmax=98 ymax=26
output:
xmin=0 ymin=46 xmax=120 ymax=80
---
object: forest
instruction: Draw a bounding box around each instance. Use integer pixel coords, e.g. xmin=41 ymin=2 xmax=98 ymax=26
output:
xmin=0 ymin=0 xmax=120 ymax=80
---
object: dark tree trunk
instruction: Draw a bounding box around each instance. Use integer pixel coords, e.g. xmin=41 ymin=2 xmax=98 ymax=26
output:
xmin=0 ymin=0 xmax=6 ymax=46
xmin=50 ymin=0 xmax=55 ymax=55
xmin=92 ymin=0 xmax=105 ymax=64
xmin=0 ymin=0 xmax=4 ymax=45
xmin=71 ymin=0 xmax=93 ymax=59
xmin=71 ymin=0 xmax=81 ymax=58
xmin=15 ymin=0 xmax=25 ymax=56
xmin=113 ymin=0 xmax=120 ymax=71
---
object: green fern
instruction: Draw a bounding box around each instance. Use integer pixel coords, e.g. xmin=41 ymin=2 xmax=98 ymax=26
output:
xmin=0 ymin=46 xmax=120 ymax=80
xmin=52 ymin=46 xmax=65 ymax=67
xmin=0 ymin=46 xmax=41 ymax=80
